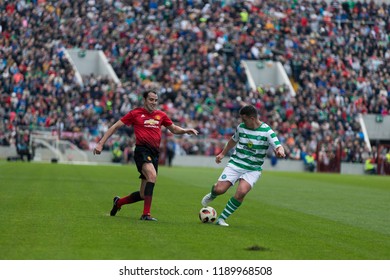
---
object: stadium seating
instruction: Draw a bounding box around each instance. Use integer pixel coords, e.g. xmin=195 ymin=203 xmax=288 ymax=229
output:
xmin=0 ymin=0 xmax=388 ymax=165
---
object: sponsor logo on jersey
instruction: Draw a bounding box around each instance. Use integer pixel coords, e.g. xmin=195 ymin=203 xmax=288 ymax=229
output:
xmin=144 ymin=119 xmax=159 ymax=125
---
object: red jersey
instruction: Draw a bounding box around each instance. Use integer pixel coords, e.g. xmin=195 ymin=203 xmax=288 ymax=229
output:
xmin=120 ymin=107 xmax=173 ymax=150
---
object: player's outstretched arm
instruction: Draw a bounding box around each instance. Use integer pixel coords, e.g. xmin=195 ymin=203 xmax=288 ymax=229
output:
xmin=167 ymin=124 xmax=199 ymax=135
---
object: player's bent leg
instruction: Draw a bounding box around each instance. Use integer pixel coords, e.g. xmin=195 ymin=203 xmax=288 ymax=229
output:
xmin=234 ymin=180 xmax=252 ymax=202
xmin=216 ymin=180 xmax=251 ymax=225
xmin=201 ymin=182 xmax=231 ymax=206
xmin=110 ymin=191 xmax=144 ymax=216
xmin=217 ymin=197 xmax=242 ymax=226
xmin=214 ymin=181 xmax=233 ymax=194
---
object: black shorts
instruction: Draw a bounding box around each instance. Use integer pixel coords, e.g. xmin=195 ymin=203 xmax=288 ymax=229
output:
xmin=134 ymin=145 xmax=159 ymax=179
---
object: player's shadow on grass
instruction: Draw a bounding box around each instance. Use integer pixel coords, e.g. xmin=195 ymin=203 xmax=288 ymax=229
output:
xmin=245 ymin=245 xmax=271 ymax=252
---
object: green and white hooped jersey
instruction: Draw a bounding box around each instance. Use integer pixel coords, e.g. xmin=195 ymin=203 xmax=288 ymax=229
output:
xmin=228 ymin=122 xmax=281 ymax=171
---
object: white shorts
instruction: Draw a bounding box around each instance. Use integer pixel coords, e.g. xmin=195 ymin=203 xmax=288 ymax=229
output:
xmin=218 ymin=165 xmax=261 ymax=188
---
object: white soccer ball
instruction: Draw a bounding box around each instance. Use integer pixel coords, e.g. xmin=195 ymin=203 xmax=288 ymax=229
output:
xmin=199 ymin=206 xmax=217 ymax=223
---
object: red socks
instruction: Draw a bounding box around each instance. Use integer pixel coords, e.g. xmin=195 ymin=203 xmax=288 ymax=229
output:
xmin=117 ymin=191 xmax=142 ymax=208
xmin=143 ymin=182 xmax=155 ymax=216
xmin=116 ymin=182 xmax=155 ymax=216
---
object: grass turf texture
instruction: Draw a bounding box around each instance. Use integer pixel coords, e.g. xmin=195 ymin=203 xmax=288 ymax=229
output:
xmin=0 ymin=161 xmax=389 ymax=260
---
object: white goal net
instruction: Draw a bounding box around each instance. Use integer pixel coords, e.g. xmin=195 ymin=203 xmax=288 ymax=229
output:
xmin=31 ymin=131 xmax=88 ymax=163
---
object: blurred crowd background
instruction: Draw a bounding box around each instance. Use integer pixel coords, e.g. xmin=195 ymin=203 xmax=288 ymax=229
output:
xmin=0 ymin=0 xmax=389 ymax=164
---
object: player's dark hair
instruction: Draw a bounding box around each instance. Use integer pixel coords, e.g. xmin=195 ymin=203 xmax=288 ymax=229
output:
xmin=143 ymin=89 xmax=158 ymax=99
xmin=239 ymin=105 xmax=258 ymax=118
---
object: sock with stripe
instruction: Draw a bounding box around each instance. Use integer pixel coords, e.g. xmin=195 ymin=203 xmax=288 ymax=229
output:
xmin=219 ymin=197 xmax=242 ymax=221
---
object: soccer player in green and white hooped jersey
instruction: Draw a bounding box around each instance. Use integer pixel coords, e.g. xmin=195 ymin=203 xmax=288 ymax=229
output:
xmin=201 ymin=105 xmax=286 ymax=226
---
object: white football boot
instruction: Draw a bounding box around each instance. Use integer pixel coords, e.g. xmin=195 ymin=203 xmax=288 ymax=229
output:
xmin=216 ymin=218 xmax=229 ymax=227
xmin=201 ymin=193 xmax=214 ymax=207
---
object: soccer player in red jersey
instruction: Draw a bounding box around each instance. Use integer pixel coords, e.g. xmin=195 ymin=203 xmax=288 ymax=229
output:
xmin=93 ymin=90 xmax=199 ymax=221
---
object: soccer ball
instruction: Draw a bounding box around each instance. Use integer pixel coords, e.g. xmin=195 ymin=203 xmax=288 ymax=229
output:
xmin=199 ymin=206 xmax=217 ymax=223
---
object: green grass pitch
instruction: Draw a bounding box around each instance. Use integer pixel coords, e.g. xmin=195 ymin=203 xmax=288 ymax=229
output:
xmin=0 ymin=161 xmax=389 ymax=260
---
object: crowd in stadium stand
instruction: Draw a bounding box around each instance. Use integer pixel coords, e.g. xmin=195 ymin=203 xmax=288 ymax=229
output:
xmin=0 ymin=0 xmax=389 ymax=164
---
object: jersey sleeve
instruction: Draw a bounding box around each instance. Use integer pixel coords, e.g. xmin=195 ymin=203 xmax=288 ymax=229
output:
xmin=161 ymin=112 xmax=173 ymax=127
xmin=268 ymin=128 xmax=282 ymax=149
xmin=120 ymin=110 xmax=134 ymax=126
xmin=231 ymin=124 xmax=241 ymax=142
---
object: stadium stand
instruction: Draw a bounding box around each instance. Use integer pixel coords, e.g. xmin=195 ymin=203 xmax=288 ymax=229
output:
xmin=0 ymin=0 xmax=389 ymax=172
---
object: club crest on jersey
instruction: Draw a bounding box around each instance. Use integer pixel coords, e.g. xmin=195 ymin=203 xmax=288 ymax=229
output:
xmin=147 ymin=156 xmax=152 ymax=161
xmin=155 ymin=115 xmax=161 ymax=120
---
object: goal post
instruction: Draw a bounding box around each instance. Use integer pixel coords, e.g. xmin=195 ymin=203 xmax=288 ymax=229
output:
xmin=30 ymin=131 xmax=88 ymax=163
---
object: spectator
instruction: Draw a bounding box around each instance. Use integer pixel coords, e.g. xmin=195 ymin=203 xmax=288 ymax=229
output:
xmin=111 ymin=142 xmax=123 ymax=163
xmin=0 ymin=0 xmax=388 ymax=166
xmin=166 ymin=138 xmax=176 ymax=167
xmin=364 ymin=157 xmax=376 ymax=175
